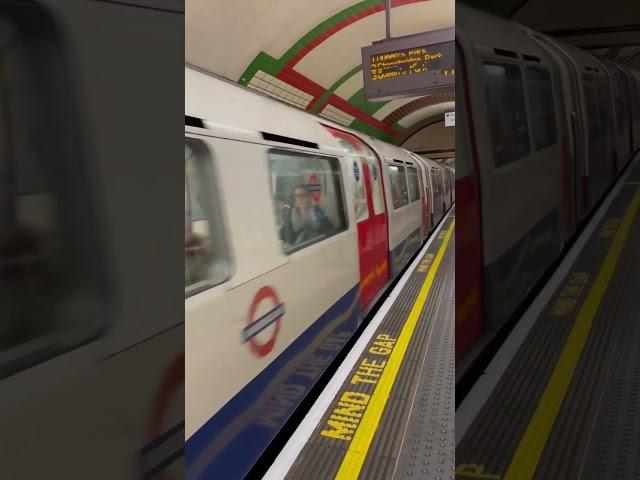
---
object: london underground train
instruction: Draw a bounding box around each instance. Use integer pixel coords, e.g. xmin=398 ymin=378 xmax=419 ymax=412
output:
xmin=456 ymin=4 xmax=640 ymax=365
xmin=185 ymin=65 xmax=453 ymax=478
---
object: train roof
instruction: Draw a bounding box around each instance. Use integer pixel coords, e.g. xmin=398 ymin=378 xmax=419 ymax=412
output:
xmin=456 ymin=4 xmax=551 ymax=62
xmin=186 ymin=65 xmax=346 ymax=155
xmin=185 ymin=65 xmax=424 ymax=164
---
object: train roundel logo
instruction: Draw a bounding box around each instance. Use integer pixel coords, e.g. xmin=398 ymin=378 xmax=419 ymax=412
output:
xmin=353 ymin=161 xmax=360 ymax=181
xmin=244 ymin=286 xmax=285 ymax=357
xmin=308 ymin=174 xmax=321 ymax=202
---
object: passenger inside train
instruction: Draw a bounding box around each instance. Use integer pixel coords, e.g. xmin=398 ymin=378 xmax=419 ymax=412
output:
xmin=288 ymin=184 xmax=333 ymax=244
xmin=268 ymin=150 xmax=347 ymax=253
xmin=185 ymin=144 xmax=214 ymax=288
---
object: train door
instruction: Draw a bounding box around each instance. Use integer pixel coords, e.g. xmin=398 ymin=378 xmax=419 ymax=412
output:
xmin=455 ymin=42 xmax=486 ymax=363
xmin=411 ymin=154 xmax=433 ymax=233
xmin=323 ymin=126 xmax=389 ymax=311
xmin=432 ymin=165 xmax=444 ymax=218
xmin=410 ymin=160 xmax=428 ymax=238
xmin=425 ymin=162 xmax=436 ymax=228
xmin=449 ymin=168 xmax=455 ymax=203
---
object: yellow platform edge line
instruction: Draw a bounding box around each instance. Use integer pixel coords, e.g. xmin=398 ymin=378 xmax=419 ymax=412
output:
xmin=504 ymin=187 xmax=640 ymax=480
xmin=335 ymin=219 xmax=456 ymax=480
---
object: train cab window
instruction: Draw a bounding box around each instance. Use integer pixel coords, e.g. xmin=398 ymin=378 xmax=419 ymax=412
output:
xmin=407 ymin=166 xmax=420 ymax=203
xmin=388 ymin=164 xmax=409 ymax=209
xmin=482 ymin=62 xmax=530 ymax=167
xmin=185 ymin=139 xmax=229 ymax=294
xmin=525 ymin=67 xmax=557 ymax=150
xmin=267 ymin=150 xmax=347 ymax=254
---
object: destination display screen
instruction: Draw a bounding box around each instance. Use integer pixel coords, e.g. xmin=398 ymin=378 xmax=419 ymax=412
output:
xmin=369 ymin=42 xmax=453 ymax=81
xmin=362 ymin=28 xmax=454 ymax=101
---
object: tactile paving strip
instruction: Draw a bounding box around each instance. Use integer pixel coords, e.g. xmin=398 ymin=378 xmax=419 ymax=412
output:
xmin=456 ymin=162 xmax=640 ymax=480
xmin=579 ymin=184 xmax=640 ymax=480
xmin=286 ymin=214 xmax=455 ymax=480
xmin=534 ymin=186 xmax=640 ymax=480
xmin=359 ymin=236 xmax=455 ymax=480
xmin=393 ymin=248 xmax=455 ymax=480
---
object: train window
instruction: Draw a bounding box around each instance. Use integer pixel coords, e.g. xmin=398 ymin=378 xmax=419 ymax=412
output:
xmin=525 ymin=67 xmax=557 ymax=150
xmin=388 ymin=164 xmax=409 ymax=209
xmin=596 ymin=75 xmax=612 ymax=138
xmin=583 ymin=74 xmax=602 ymax=164
xmin=185 ymin=139 xmax=229 ymax=294
xmin=407 ymin=166 xmax=420 ymax=203
xmin=482 ymin=62 xmax=530 ymax=167
xmin=352 ymin=157 xmax=369 ymax=223
xmin=1 ymin=2 xmax=109 ymax=379
xmin=431 ymin=167 xmax=441 ymax=195
xmin=268 ymin=150 xmax=347 ymax=254
xmin=367 ymin=157 xmax=385 ymax=215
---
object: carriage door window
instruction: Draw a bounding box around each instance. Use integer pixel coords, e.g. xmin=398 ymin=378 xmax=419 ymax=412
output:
xmin=431 ymin=168 xmax=441 ymax=195
xmin=388 ymin=164 xmax=409 ymax=209
xmin=362 ymin=153 xmax=385 ymax=215
xmin=596 ymin=75 xmax=612 ymax=140
xmin=352 ymin=156 xmax=369 ymax=222
xmin=1 ymin=3 xmax=108 ymax=378
xmin=483 ymin=62 xmax=530 ymax=167
xmin=612 ymin=70 xmax=628 ymax=136
xmin=526 ymin=67 xmax=558 ymax=150
xmin=407 ymin=166 xmax=420 ymax=203
xmin=268 ymin=150 xmax=347 ymax=254
xmin=185 ymin=139 xmax=229 ymax=294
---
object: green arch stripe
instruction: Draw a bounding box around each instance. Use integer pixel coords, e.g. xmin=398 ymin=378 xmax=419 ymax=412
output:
xmin=239 ymin=0 xmax=385 ymax=84
xmin=310 ymin=64 xmax=363 ymax=112
xmin=279 ymin=0 xmax=384 ymax=67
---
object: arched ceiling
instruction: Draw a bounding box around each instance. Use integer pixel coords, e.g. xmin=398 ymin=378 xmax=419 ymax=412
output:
xmin=186 ymin=0 xmax=454 ymax=144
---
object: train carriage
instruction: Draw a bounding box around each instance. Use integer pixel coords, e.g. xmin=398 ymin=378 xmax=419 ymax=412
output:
xmin=184 ymin=65 xmax=453 ymax=478
xmin=456 ymin=4 xmax=640 ymax=365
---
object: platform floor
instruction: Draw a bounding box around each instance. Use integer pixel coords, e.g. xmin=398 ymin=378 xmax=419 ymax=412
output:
xmin=267 ymin=211 xmax=455 ymax=480
xmin=456 ymin=157 xmax=640 ymax=480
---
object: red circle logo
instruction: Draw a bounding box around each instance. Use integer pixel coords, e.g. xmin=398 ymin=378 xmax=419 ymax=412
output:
xmin=246 ymin=286 xmax=284 ymax=357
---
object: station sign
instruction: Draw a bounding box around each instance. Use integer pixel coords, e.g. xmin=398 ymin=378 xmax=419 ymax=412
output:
xmin=362 ymin=27 xmax=454 ymax=101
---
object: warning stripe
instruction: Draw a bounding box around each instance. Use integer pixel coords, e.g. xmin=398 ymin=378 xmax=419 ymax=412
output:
xmin=335 ymin=219 xmax=455 ymax=479
xmin=503 ymin=187 xmax=640 ymax=480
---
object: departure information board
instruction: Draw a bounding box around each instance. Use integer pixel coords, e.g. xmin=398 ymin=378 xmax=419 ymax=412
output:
xmin=362 ymin=28 xmax=454 ymax=101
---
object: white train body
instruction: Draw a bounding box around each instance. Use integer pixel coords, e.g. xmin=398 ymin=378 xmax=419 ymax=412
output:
xmin=185 ymin=65 xmax=453 ymax=478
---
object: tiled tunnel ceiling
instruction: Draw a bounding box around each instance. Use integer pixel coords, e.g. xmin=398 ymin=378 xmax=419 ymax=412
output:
xmin=186 ymin=0 xmax=454 ymax=144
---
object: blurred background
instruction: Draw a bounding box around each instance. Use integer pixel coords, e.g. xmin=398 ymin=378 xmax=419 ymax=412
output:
xmin=0 ymin=1 xmax=184 ymax=478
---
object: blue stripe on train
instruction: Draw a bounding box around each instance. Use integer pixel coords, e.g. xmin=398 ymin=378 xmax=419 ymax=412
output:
xmin=185 ymin=284 xmax=361 ymax=480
